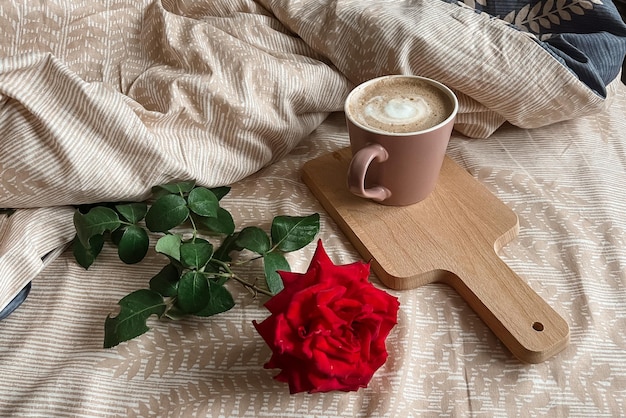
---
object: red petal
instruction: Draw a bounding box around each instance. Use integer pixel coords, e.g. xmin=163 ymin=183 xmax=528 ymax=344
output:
xmin=309 ymin=240 xmax=333 ymax=270
xmin=253 ymin=239 xmax=400 ymax=394
xmin=272 ymin=314 xmax=296 ymax=354
xmin=263 ymin=271 xmax=309 ymax=314
xmin=252 ymin=317 xmax=277 ymax=349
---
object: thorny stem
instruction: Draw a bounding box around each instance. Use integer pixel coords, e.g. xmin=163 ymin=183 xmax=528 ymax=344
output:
xmin=230 ymin=274 xmax=273 ymax=297
xmin=189 ymin=216 xmax=198 ymax=240
xmin=210 ymin=259 xmax=273 ymax=297
xmin=231 ymin=254 xmax=264 ymax=266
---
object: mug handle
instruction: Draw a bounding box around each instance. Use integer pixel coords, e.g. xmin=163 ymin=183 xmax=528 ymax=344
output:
xmin=347 ymin=143 xmax=392 ymax=202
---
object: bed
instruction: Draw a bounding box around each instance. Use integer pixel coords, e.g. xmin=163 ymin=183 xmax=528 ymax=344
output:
xmin=2 ymin=0 xmax=626 ymax=416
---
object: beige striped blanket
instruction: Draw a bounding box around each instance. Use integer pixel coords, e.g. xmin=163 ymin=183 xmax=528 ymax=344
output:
xmin=2 ymin=0 xmax=626 ymax=416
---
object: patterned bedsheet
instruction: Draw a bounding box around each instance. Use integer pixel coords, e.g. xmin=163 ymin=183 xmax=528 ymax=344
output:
xmin=1 ymin=0 xmax=626 ymax=416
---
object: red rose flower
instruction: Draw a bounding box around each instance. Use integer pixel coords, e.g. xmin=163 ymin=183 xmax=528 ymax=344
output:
xmin=253 ymin=240 xmax=400 ymax=394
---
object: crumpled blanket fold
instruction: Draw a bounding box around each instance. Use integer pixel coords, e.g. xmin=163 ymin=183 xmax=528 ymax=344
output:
xmin=1 ymin=0 xmax=625 ymax=311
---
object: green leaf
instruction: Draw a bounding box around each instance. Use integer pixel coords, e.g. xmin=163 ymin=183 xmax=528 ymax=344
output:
xmin=145 ymin=194 xmax=189 ymax=232
xmin=177 ymin=271 xmax=210 ymax=314
xmin=115 ymin=202 xmax=148 ymax=223
xmin=164 ymin=305 xmax=187 ymax=320
xmin=155 ymin=234 xmax=182 ymax=261
xmin=212 ymin=233 xmax=242 ymax=262
xmin=195 ymin=207 xmax=235 ymax=235
xmin=152 ymin=180 xmax=196 ymax=197
xmin=110 ymin=227 xmax=124 ymax=246
xmin=187 ymin=187 xmax=218 ymax=218
xmin=210 ymin=186 xmax=231 ymax=200
xmin=180 ymin=239 xmax=213 ymax=269
xmin=104 ymin=289 xmax=166 ymax=348
xmin=195 ymin=281 xmax=235 ymax=317
xmin=236 ymin=226 xmax=270 ymax=255
xmin=73 ymin=207 xmax=121 ymax=248
xmin=118 ymin=225 xmax=150 ymax=264
xmin=263 ymin=251 xmax=290 ymax=294
xmin=149 ymin=264 xmax=180 ymax=297
xmin=72 ymin=234 xmax=104 ymax=269
xmin=271 ymin=213 xmax=320 ymax=252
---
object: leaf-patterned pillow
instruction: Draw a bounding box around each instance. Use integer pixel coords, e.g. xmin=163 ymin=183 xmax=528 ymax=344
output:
xmin=444 ymin=0 xmax=626 ymax=95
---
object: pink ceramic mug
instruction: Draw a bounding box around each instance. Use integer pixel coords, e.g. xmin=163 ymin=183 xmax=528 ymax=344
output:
xmin=345 ymin=75 xmax=458 ymax=206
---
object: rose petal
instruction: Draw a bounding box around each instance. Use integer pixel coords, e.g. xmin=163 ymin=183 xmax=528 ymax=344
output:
xmin=263 ymin=270 xmax=313 ymax=314
xmin=253 ymin=240 xmax=400 ymax=394
xmin=252 ymin=317 xmax=276 ymax=348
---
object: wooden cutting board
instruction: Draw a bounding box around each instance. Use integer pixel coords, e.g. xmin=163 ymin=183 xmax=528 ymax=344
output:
xmin=301 ymin=147 xmax=569 ymax=363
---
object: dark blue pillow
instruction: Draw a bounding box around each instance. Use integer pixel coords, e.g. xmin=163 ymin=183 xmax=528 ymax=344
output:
xmin=443 ymin=0 xmax=626 ymax=96
xmin=0 ymin=282 xmax=31 ymax=320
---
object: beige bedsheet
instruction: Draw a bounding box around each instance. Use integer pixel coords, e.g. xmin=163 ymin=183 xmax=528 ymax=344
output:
xmin=1 ymin=84 xmax=625 ymax=416
xmin=0 ymin=0 xmax=615 ymax=315
xmin=2 ymin=0 xmax=626 ymax=416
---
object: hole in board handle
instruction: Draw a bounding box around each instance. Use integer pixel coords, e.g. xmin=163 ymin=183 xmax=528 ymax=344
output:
xmin=532 ymin=322 xmax=544 ymax=332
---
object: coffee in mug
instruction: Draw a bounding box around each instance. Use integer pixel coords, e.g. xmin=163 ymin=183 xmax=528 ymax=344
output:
xmin=347 ymin=77 xmax=454 ymax=134
xmin=345 ymin=75 xmax=458 ymax=206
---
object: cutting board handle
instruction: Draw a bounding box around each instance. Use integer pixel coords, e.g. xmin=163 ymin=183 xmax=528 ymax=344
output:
xmin=444 ymin=251 xmax=570 ymax=363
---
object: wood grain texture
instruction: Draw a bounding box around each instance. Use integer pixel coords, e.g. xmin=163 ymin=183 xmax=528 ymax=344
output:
xmin=302 ymin=147 xmax=570 ymax=363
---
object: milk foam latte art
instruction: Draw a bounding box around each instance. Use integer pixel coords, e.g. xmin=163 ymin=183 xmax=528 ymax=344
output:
xmin=348 ymin=78 xmax=453 ymax=134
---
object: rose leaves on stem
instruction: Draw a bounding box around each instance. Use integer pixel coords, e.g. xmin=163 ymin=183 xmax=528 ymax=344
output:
xmin=103 ymin=289 xmax=167 ymax=349
xmin=71 ymin=181 xmax=320 ymax=349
